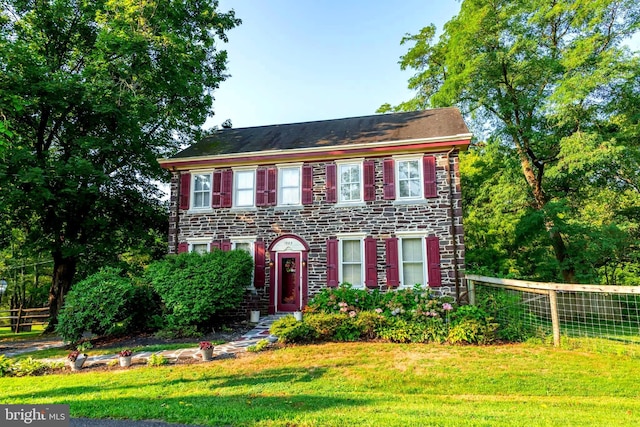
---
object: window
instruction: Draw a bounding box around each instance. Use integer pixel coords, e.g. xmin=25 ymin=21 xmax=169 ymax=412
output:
xmin=279 ymin=166 xmax=301 ymax=205
xmin=340 ymin=239 xmax=363 ymax=286
xmin=192 ymin=173 xmax=212 ymax=208
xmin=400 ymin=237 xmax=425 ymax=287
xmin=338 ymin=162 xmax=362 ymax=203
xmin=397 ymin=159 xmax=422 ymax=199
xmin=234 ymin=169 xmax=255 ymax=207
xmin=191 ymin=243 xmax=209 ymax=254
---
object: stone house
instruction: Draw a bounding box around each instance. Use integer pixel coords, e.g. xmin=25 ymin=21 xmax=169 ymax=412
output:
xmin=158 ymin=108 xmax=471 ymax=315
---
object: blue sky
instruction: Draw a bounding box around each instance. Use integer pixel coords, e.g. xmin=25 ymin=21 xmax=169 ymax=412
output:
xmin=210 ymin=1 xmax=460 ymax=129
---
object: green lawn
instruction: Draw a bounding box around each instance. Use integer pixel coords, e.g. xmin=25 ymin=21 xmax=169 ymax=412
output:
xmin=2 ymin=342 xmax=640 ymax=426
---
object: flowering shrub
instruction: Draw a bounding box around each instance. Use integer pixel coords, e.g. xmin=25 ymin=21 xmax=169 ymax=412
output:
xmin=199 ymin=341 xmax=214 ymax=350
xmin=67 ymin=350 xmax=82 ymax=362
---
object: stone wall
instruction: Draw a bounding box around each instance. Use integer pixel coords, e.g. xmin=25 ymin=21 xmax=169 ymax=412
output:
xmin=167 ymin=151 xmax=466 ymax=312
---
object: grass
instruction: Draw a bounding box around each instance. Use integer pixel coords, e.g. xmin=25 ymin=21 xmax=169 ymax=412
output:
xmin=0 ymin=325 xmax=47 ymax=341
xmin=2 ymin=342 xmax=640 ymax=426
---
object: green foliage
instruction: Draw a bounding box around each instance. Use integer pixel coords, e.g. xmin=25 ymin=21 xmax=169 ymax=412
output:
xmin=476 ymin=289 xmax=537 ymax=342
xmin=270 ymin=315 xmax=316 ymax=344
xmin=146 ymin=250 xmax=252 ymax=331
xmin=386 ymin=0 xmax=640 ymax=284
xmin=247 ymin=339 xmax=271 ymax=353
xmin=147 ymin=354 xmax=167 ymax=367
xmin=0 ymin=355 xmax=15 ymax=377
xmin=0 ymin=0 xmax=241 ymax=324
xmin=56 ymin=267 xmax=140 ymax=343
xmin=306 ymin=283 xmax=380 ymax=313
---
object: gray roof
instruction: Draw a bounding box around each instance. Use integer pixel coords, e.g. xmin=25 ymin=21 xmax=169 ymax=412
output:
xmin=172 ymin=108 xmax=469 ymax=159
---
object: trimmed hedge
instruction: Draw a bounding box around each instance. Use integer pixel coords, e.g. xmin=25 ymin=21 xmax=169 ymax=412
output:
xmin=145 ymin=249 xmax=253 ymax=330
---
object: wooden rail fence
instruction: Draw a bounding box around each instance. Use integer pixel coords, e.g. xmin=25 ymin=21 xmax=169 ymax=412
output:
xmin=0 ymin=307 xmax=49 ymax=332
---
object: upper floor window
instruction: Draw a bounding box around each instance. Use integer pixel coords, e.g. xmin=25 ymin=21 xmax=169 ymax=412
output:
xmin=397 ymin=159 xmax=422 ymax=199
xmin=338 ymin=162 xmax=362 ymax=203
xmin=234 ymin=169 xmax=255 ymax=208
xmin=279 ymin=166 xmax=301 ymax=206
xmin=192 ymin=173 xmax=212 ymax=209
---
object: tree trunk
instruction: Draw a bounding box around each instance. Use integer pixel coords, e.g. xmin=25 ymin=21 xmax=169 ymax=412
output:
xmin=516 ymin=144 xmax=577 ymax=282
xmin=45 ymin=252 xmax=77 ymax=332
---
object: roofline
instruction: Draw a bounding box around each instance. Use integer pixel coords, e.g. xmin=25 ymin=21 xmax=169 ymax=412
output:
xmin=158 ymin=133 xmax=473 ymax=170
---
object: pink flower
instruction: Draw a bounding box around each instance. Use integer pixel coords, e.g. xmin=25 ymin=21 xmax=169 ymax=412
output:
xmin=349 ymin=311 xmax=357 ymax=318
xmin=340 ymin=306 xmax=348 ymax=312
xmin=375 ymin=308 xmax=383 ymax=314
xmin=442 ymin=303 xmax=453 ymax=311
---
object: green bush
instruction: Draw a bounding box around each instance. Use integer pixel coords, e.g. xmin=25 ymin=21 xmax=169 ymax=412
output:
xmin=306 ymin=283 xmax=381 ymax=313
xmin=476 ymin=289 xmax=536 ymax=342
xmin=56 ymin=267 xmax=139 ymax=343
xmin=145 ymin=250 xmax=252 ymax=331
xmin=447 ymin=304 xmax=497 ymax=344
xmin=270 ymin=315 xmax=316 ymax=343
xmin=303 ymin=313 xmax=346 ymax=341
xmin=0 ymin=355 xmax=15 ymax=377
xmin=354 ymin=311 xmax=388 ymax=340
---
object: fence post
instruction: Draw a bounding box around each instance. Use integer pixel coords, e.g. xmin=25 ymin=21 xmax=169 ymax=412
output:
xmin=15 ymin=306 xmax=24 ymax=333
xmin=548 ymin=290 xmax=560 ymax=347
xmin=468 ymin=279 xmax=476 ymax=305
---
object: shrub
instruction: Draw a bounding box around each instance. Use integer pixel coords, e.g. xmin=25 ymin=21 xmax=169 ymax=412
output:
xmin=306 ymin=283 xmax=380 ymax=314
xmin=476 ymin=289 xmax=536 ymax=342
xmin=145 ymin=250 xmax=252 ymax=331
xmin=354 ymin=311 xmax=388 ymax=340
xmin=0 ymin=355 xmax=15 ymax=377
xmin=447 ymin=304 xmax=497 ymax=344
xmin=303 ymin=313 xmax=346 ymax=341
xmin=270 ymin=315 xmax=316 ymax=343
xmin=56 ymin=267 xmax=138 ymax=343
xmin=147 ymin=354 xmax=167 ymax=366
xmin=247 ymin=339 xmax=271 ymax=352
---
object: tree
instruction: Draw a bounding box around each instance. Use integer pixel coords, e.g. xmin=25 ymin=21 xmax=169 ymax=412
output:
xmin=0 ymin=0 xmax=241 ymax=327
xmin=383 ymin=0 xmax=640 ymax=282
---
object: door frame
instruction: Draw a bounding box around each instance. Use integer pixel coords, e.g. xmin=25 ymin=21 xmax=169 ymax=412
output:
xmin=267 ymin=234 xmax=309 ymax=314
xmin=276 ymin=252 xmax=301 ymax=312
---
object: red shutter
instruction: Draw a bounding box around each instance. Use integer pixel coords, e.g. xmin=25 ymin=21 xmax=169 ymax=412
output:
xmin=302 ymin=164 xmax=313 ymax=205
xmin=254 ymin=240 xmax=266 ymax=287
xmin=363 ymin=160 xmax=375 ymax=201
xmin=221 ymin=240 xmax=232 ymax=251
xmin=211 ymin=171 xmax=222 ymax=208
xmin=423 ymin=155 xmax=437 ymax=198
xmin=383 ymin=158 xmax=395 ymax=200
xmin=256 ymin=168 xmax=267 ymax=207
xmin=385 ymin=237 xmax=399 ymax=288
xmin=267 ymin=167 xmax=277 ymax=206
xmin=177 ymin=243 xmax=189 ymax=254
xmin=326 ymin=163 xmax=337 ymax=203
xmin=269 ymin=251 xmax=276 ymax=290
xmin=210 ymin=241 xmax=221 ymax=251
xmin=426 ymin=236 xmax=442 ymax=287
xmin=179 ymin=173 xmax=190 ymax=209
xmin=221 ymin=170 xmax=233 ymax=207
xmin=364 ymin=237 xmax=378 ymax=288
xmin=326 ymin=239 xmax=338 ymax=287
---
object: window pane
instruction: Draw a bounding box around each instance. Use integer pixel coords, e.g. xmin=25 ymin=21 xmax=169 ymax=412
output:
xmin=282 ymin=188 xmax=299 ymax=204
xmin=340 ymin=164 xmax=361 ymax=201
xmin=282 ymin=168 xmax=299 ymax=183
xmin=235 ymin=171 xmax=255 ymax=206
xmin=236 ymin=171 xmax=254 ymax=189
xmin=343 ymin=264 xmax=362 ymax=286
xmin=402 ymin=238 xmax=422 ymax=262
xmin=342 ymin=240 xmax=360 ymax=262
xmin=191 ymin=244 xmax=208 ymax=254
xmin=403 ymin=263 xmax=423 ymax=286
xmin=194 ymin=174 xmax=211 ymax=191
xmin=236 ymin=189 xmax=254 ymax=206
xmin=235 ymin=242 xmax=250 ymax=253
xmin=398 ymin=160 xmax=421 ymax=198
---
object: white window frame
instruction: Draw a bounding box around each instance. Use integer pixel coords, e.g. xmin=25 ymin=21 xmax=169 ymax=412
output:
xmin=232 ymin=167 xmax=256 ymax=208
xmin=394 ymin=155 xmax=424 ymax=201
xmin=336 ymin=159 xmax=364 ymax=204
xmin=396 ymin=231 xmax=427 ymax=288
xmin=337 ymin=232 xmax=366 ymax=288
xmin=187 ymin=238 xmax=212 ymax=254
xmin=231 ymin=236 xmax=257 ymax=288
xmin=277 ymin=163 xmax=303 ymax=206
xmin=190 ymin=172 xmax=213 ymax=210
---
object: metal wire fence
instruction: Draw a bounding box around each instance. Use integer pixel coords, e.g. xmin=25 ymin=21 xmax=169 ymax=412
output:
xmin=466 ymin=275 xmax=640 ymax=348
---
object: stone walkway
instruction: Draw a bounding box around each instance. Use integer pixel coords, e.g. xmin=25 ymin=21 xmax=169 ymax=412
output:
xmin=1 ymin=315 xmax=283 ymax=366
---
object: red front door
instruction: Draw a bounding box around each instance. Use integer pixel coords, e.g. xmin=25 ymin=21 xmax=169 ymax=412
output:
xmin=277 ymin=252 xmax=300 ymax=312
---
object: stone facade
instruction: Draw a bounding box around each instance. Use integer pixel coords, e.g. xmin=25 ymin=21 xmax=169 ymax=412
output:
xmin=167 ymin=152 xmax=466 ymax=315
